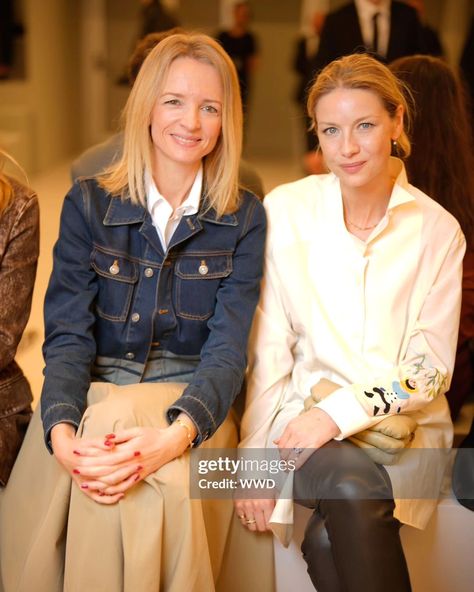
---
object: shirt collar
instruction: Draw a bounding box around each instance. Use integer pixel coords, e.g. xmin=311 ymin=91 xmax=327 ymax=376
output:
xmin=146 ymin=165 xmax=203 ymax=217
xmin=387 ymin=157 xmax=416 ymax=210
xmin=355 ymin=0 xmax=390 ymax=19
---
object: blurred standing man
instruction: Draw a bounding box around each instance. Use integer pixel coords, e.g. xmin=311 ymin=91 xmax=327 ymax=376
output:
xmin=217 ymin=1 xmax=259 ymax=115
xmin=312 ymin=0 xmax=424 ymax=71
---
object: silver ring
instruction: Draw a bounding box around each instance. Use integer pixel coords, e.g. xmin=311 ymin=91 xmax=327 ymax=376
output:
xmin=293 ymin=447 xmax=304 ymax=455
xmin=245 ymin=519 xmax=256 ymax=525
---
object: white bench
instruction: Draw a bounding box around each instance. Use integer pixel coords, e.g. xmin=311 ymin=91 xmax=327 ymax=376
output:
xmin=274 ymin=494 xmax=474 ymax=592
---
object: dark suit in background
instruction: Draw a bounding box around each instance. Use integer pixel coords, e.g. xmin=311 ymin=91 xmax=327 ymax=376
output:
xmin=312 ymin=1 xmax=424 ymax=73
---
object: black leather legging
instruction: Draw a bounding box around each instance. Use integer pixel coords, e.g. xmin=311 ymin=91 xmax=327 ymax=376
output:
xmin=294 ymin=440 xmax=412 ymax=592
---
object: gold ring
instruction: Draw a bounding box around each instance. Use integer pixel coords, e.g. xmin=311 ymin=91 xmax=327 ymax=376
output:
xmin=245 ymin=519 xmax=256 ymax=525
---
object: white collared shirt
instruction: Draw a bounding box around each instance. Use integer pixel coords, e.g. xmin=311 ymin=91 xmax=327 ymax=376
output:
xmin=355 ymin=0 xmax=391 ymax=57
xmin=147 ymin=166 xmax=202 ymax=250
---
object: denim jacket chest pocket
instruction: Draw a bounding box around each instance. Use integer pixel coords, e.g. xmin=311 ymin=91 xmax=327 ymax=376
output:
xmin=91 ymin=247 xmax=139 ymax=321
xmin=173 ymin=252 xmax=233 ymax=320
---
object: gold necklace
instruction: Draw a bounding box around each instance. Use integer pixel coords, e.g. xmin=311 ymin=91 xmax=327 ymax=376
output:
xmin=344 ymin=216 xmax=380 ymax=231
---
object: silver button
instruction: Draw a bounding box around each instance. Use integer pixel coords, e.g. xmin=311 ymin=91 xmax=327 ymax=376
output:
xmin=131 ymin=313 xmax=140 ymax=323
xmin=125 ymin=352 xmax=135 ymax=360
xmin=109 ymin=260 xmax=120 ymax=275
xmin=144 ymin=267 xmax=154 ymax=278
xmin=198 ymin=260 xmax=209 ymax=276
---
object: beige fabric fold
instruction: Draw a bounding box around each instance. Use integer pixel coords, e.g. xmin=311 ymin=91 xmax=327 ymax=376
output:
xmin=0 ymin=382 xmax=238 ymax=592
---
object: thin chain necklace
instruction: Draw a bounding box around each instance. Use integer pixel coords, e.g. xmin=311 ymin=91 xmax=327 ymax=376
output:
xmin=344 ymin=216 xmax=380 ymax=231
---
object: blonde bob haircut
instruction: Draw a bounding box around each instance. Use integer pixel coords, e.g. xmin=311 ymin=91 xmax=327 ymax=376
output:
xmin=307 ymin=53 xmax=412 ymax=159
xmin=100 ymin=32 xmax=243 ymax=217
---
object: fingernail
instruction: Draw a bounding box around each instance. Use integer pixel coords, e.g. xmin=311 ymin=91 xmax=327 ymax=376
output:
xmin=73 ymin=450 xmax=81 ymax=456
xmin=104 ymin=440 xmax=114 ymax=447
xmin=99 ymin=491 xmax=105 ymax=496
xmin=105 ymin=433 xmax=116 ymax=439
xmin=73 ymin=469 xmax=80 ymax=475
xmin=133 ymin=451 xmax=141 ymax=457
xmin=134 ymin=474 xmax=140 ymax=482
xmin=80 ymin=484 xmax=89 ymax=489
xmin=136 ymin=465 xmax=143 ymax=471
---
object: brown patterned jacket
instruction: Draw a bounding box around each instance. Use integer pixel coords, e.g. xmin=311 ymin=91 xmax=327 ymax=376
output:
xmin=0 ymin=177 xmax=39 ymax=485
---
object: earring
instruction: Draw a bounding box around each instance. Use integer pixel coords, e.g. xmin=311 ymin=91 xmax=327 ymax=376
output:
xmin=391 ymin=138 xmax=398 ymax=154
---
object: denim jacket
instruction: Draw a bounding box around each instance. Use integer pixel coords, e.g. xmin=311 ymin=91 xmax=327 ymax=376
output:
xmin=40 ymin=177 xmax=266 ymax=450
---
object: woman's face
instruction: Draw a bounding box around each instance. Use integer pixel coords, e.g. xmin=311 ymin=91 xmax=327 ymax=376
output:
xmin=150 ymin=57 xmax=223 ymax=174
xmin=315 ymin=87 xmax=403 ymax=193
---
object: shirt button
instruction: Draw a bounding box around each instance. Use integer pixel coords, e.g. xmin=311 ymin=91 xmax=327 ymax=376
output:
xmin=125 ymin=352 xmax=135 ymax=360
xmin=131 ymin=313 xmax=140 ymax=323
xmin=144 ymin=267 xmax=154 ymax=278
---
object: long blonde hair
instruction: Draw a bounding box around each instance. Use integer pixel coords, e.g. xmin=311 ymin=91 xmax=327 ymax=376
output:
xmin=0 ymin=149 xmax=27 ymax=214
xmin=100 ymin=32 xmax=243 ymax=217
xmin=307 ymin=54 xmax=412 ymax=158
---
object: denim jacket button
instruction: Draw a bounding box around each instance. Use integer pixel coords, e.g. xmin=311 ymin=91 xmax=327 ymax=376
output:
xmin=198 ymin=261 xmax=209 ymax=275
xmin=125 ymin=352 xmax=135 ymax=360
xmin=109 ymin=260 xmax=120 ymax=275
xmin=131 ymin=313 xmax=140 ymax=323
xmin=144 ymin=267 xmax=154 ymax=278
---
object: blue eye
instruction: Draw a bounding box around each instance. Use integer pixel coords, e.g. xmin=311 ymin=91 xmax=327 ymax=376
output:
xmin=323 ymin=127 xmax=338 ymax=135
xmin=202 ymin=105 xmax=219 ymax=114
xmin=359 ymin=122 xmax=374 ymax=130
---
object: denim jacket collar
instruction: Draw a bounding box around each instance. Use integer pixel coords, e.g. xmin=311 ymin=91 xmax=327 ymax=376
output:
xmin=102 ymin=193 xmax=239 ymax=228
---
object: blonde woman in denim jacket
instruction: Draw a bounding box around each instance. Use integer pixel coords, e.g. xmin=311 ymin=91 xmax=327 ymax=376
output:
xmin=0 ymin=33 xmax=265 ymax=592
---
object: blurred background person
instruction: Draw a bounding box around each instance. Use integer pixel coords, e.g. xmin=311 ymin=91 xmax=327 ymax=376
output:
xmin=117 ymin=0 xmax=180 ymax=85
xmin=0 ymin=0 xmax=24 ymax=80
xmin=217 ymin=1 xmax=259 ymax=116
xmin=0 ymin=149 xmax=39 ymax=488
xmin=460 ymin=17 xmax=474 ymax=138
xmin=390 ymin=54 xmax=474 ymax=421
xmin=293 ymin=10 xmax=327 ymax=174
xmin=312 ymin=0 xmax=424 ymax=75
xmin=74 ymin=29 xmax=265 ymax=200
xmin=138 ymin=0 xmax=178 ymax=38
xmin=404 ymin=0 xmax=443 ymax=57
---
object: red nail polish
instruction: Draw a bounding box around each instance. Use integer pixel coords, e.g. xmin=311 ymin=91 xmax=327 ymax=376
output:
xmin=134 ymin=451 xmax=141 ymax=457
xmin=80 ymin=484 xmax=89 ymax=489
xmin=134 ymin=474 xmax=140 ymax=482
xmin=99 ymin=491 xmax=105 ymax=496
xmin=104 ymin=440 xmax=114 ymax=447
xmin=73 ymin=469 xmax=80 ymax=475
xmin=105 ymin=433 xmax=116 ymax=439
xmin=136 ymin=465 xmax=143 ymax=471
xmin=73 ymin=450 xmax=81 ymax=456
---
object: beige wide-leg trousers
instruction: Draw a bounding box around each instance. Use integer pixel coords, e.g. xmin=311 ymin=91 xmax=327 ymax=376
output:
xmin=0 ymin=382 xmax=238 ymax=592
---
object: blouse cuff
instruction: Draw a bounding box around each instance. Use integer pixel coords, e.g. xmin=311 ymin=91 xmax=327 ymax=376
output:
xmin=315 ymin=387 xmax=371 ymax=439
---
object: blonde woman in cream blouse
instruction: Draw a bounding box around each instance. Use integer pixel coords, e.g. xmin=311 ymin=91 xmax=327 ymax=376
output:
xmin=235 ymin=54 xmax=465 ymax=592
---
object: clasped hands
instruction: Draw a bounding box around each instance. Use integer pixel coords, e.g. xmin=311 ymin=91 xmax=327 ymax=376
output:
xmin=51 ymin=418 xmax=194 ymax=505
